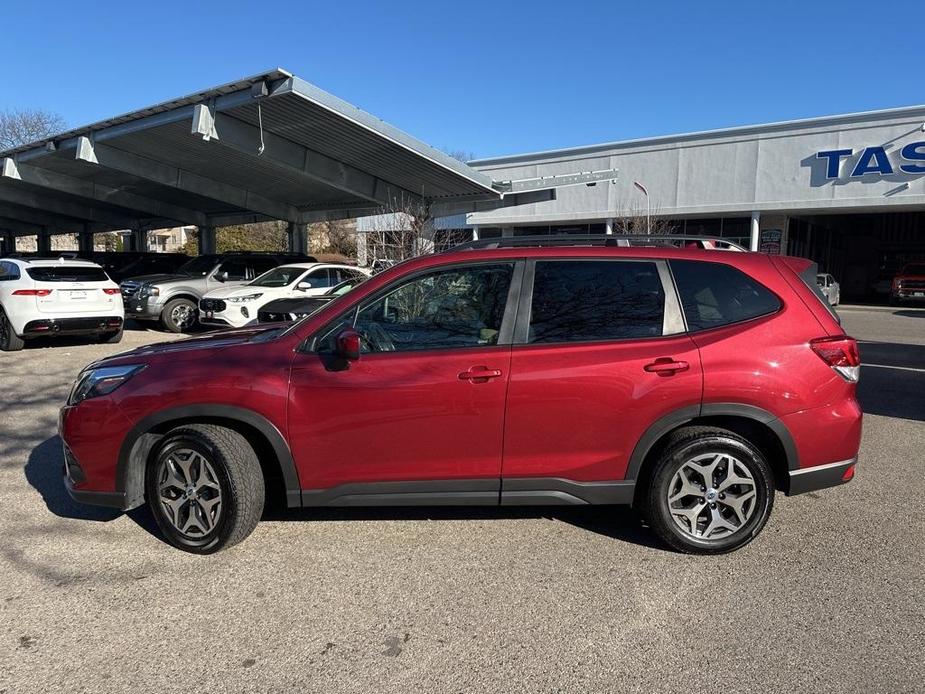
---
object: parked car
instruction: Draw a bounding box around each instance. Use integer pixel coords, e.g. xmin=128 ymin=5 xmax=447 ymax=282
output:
xmin=816 ymin=273 xmax=840 ymax=306
xmin=120 ymin=252 xmax=315 ymax=332
xmin=200 ymin=264 xmax=367 ymax=329
xmin=890 ymin=263 xmax=925 ymax=304
xmin=257 ymin=276 xmax=367 ymax=323
xmin=61 ymin=239 xmax=862 ymax=555
xmin=0 ymin=257 xmax=124 ymax=351
xmin=98 ymin=252 xmax=189 ymax=284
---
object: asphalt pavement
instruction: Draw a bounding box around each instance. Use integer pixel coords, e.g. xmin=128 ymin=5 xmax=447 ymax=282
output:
xmin=0 ymin=312 xmax=922 ymax=694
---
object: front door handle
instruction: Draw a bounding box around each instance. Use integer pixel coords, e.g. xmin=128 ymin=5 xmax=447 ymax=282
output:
xmin=644 ymin=358 xmax=690 ymax=376
xmin=459 ymin=366 xmax=503 ymax=383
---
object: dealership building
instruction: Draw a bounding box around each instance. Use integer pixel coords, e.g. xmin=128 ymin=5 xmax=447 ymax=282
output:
xmin=444 ymin=105 xmax=925 ymax=298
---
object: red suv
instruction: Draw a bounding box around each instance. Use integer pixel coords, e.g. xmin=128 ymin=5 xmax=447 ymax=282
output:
xmin=61 ymin=238 xmax=862 ymax=554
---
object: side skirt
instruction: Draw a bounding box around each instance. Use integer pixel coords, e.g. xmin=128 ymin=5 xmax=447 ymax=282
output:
xmin=299 ymin=478 xmax=635 ymax=507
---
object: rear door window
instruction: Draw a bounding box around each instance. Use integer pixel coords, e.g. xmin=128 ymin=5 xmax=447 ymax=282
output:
xmin=669 ymin=260 xmax=781 ymax=331
xmin=26 ymin=266 xmax=108 ymax=282
xmin=527 ymin=260 xmax=665 ymax=343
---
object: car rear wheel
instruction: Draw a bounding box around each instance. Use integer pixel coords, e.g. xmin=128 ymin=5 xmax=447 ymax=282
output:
xmin=146 ymin=424 xmax=264 ymax=554
xmin=161 ymin=298 xmax=198 ymax=333
xmin=0 ymin=309 xmax=24 ymax=351
xmin=643 ymin=426 xmax=774 ymax=554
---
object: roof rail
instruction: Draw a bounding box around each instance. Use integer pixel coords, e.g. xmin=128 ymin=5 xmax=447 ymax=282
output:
xmin=450 ymin=234 xmax=747 ymax=252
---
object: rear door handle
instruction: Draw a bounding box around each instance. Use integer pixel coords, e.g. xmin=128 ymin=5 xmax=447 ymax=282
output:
xmin=644 ymin=358 xmax=690 ymax=376
xmin=459 ymin=366 xmax=503 ymax=383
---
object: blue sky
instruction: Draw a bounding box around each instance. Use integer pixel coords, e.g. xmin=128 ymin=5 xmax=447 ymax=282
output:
xmin=2 ymin=0 xmax=922 ymax=159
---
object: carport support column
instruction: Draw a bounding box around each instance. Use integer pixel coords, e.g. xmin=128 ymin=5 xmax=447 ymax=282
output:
xmin=288 ymin=221 xmax=309 ymax=255
xmin=123 ymin=228 xmax=147 ymax=252
xmin=750 ymin=211 xmax=761 ymax=251
xmin=78 ymin=225 xmax=94 ymax=255
xmin=37 ymin=227 xmax=51 ymax=255
xmin=197 ymin=225 xmax=216 ymax=255
xmin=0 ymin=230 xmax=13 ymax=255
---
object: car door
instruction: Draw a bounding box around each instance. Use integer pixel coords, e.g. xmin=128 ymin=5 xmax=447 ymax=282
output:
xmin=288 ymin=260 xmax=521 ymax=498
xmin=501 ymin=258 xmax=703 ymax=496
xmin=298 ymin=268 xmax=336 ymax=297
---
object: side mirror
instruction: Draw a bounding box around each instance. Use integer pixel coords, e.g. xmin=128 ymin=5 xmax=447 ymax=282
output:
xmin=215 ymin=271 xmax=227 ymax=282
xmin=336 ymin=328 xmax=361 ymax=361
xmin=297 ymin=281 xmax=312 ymax=291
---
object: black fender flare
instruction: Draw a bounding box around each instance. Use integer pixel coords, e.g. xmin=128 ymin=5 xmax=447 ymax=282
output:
xmin=117 ymin=404 xmax=301 ymax=510
xmin=625 ymin=403 xmax=799 ymax=481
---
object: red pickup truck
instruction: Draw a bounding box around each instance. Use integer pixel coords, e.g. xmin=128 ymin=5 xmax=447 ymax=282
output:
xmin=891 ymin=263 xmax=925 ymax=304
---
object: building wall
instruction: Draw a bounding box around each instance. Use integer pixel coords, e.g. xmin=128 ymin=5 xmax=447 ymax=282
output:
xmin=465 ymin=105 xmax=925 ymax=227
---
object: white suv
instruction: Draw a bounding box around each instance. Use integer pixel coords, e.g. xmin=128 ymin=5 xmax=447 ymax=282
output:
xmin=199 ymin=263 xmax=368 ymax=329
xmin=0 ymin=257 xmax=124 ymax=351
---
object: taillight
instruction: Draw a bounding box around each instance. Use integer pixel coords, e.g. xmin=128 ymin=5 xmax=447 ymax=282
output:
xmin=892 ymin=278 xmax=901 ymax=290
xmin=810 ymin=336 xmax=860 ymax=382
xmin=103 ymin=288 xmax=121 ymax=295
xmin=12 ymin=289 xmax=52 ymax=296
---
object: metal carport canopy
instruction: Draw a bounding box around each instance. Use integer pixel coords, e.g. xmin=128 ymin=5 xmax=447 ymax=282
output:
xmin=0 ymin=68 xmax=616 ymax=238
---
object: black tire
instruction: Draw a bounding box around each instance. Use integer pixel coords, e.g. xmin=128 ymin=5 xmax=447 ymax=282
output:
xmin=642 ymin=426 xmax=775 ymax=555
xmin=146 ymin=424 xmax=264 ymax=554
xmin=99 ymin=327 xmax=123 ymax=344
xmin=160 ymin=298 xmax=198 ymax=333
xmin=0 ymin=308 xmax=25 ymax=351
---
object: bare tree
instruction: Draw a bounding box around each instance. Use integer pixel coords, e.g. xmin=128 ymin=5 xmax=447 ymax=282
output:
xmin=363 ymin=193 xmax=437 ymax=268
xmin=0 ymin=108 xmax=67 ymax=150
xmin=613 ymin=202 xmax=679 ymax=236
xmin=442 ymin=148 xmax=477 ymax=163
xmin=313 ymin=219 xmax=357 ymax=258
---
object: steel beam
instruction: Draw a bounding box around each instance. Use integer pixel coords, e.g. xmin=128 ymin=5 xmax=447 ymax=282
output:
xmin=71 ymin=139 xmax=302 ymax=223
xmin=3 ymin=154 xmax=208 ymax=227
xmin=0 ymin=202 xmax=107 ymax=234
xmin=206 ymin=111 xmax=418 ymax=211
xmin=0 ymin=181 xmax=136 ymax=229
xmin=431 ymin=189 xmax=558 ymax=217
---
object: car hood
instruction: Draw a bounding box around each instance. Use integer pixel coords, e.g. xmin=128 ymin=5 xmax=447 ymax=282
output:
xmin=261 ymin=296 xmax=331 ymax=312
xmin=121 ymin=273 xmax=189 ymax=286
xmin=202 ymin=285 xmax=279 ymax=300
xmin=96 ymin=326 xmax=279 ymax=365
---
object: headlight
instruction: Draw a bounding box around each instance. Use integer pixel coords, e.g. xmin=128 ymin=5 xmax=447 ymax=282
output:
xmin=140 ymin=286 xmax=160 ymax=298
xmin=227 ymin=293 xmax=263 ymax=303
xmin=68 ymin=365 xmax=146 ymax=405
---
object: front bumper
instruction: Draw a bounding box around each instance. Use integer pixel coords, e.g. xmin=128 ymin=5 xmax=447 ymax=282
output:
xmin=22 ymin=316 xmax=123 ymax=338
xmin=787 ymin=457 xmax=857 ymax=495
xmin=123 ymin=296 xmax=163 ymax=320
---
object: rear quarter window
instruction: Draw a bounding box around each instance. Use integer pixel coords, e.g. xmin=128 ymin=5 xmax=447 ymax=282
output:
xmin=26 ymin=266 xmax=109 ymax=282
xmin=669 ymin=260 xmax=781 ymax=332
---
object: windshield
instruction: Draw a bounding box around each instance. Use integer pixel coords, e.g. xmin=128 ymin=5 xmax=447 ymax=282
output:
xmin=250 ymin=266 xmax=306 ymax=288
xmin=902 ymin=264 xmax=925 ymax=275
xmin=177 ymin=255 xmax=220 ymax=277
xmin=816 ymin=274 xmax=826 ymax=286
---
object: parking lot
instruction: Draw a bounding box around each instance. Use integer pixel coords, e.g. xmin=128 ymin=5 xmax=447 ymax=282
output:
xmin=0 ymin=308 xmax=922 ymax=694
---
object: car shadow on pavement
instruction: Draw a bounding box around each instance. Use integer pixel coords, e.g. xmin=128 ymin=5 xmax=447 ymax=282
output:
xmin=892 ymin=310 xmax=925 ymax=318
xmin=25 ymin=436 xmax=121 ymax=522
xmin=857 ymin=341 xmax=925 ymax=422
xmin=264 ymin=504 xmax=664 ymax=549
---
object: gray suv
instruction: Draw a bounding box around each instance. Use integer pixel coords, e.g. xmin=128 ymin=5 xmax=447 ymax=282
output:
xmin=121 ymin=252 xmax=315 ymax=332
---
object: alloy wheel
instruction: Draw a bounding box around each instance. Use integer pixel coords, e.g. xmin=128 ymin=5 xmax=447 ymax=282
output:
xmin=171 ymin=304 xmax=195 ymax=329
xmin=155 ymin=448 xmax=223 ymax=538
xmin=666 ymin=452 xmax=757 ymax=540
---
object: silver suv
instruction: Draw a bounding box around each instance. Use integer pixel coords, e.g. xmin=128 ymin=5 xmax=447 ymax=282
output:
xmin=121 ymin=252 xmax=314 ymax=332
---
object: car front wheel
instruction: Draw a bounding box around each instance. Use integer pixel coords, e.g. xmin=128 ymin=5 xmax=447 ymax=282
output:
xmin=643 ymin=426 xmax=775 ymax=554
xmin=161 ymin=298 xmax=198 ymax=333
xmin=146 ymin=424 xmax=265 ymax=554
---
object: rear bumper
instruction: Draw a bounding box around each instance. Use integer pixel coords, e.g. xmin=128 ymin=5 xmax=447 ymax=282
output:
xmin=22 ymin=316 xmax=123 ymax=337
xmin=64 ymin=473 xmax=129 ymax=509
xmin=787 ymin=457 xmax=857 ymax=495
